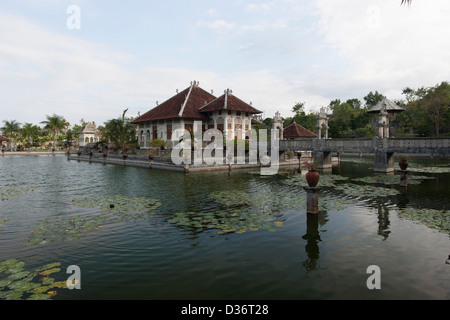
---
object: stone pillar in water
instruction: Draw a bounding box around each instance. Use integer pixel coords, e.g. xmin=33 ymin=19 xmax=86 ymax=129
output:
xmin=303 ymin=186 xmax=321 ymax=214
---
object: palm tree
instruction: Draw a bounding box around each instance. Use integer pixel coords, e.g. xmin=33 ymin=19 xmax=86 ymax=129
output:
xmin=1 ymin=120 xmax=21 ymax=150
xmin=103 ymin=108 xmax=137 ymax=152
xmin=21 ymin=123 xmax=41 ymax=150
xmin=40 ymin=114 xmax=69 ymax=151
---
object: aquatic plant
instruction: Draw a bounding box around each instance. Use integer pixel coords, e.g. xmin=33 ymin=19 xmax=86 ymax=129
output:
xmin=283 ymin=174 xmax=349 ymax=187
xmin=0 ymin=259 xmax=66 ymax=300
xmin=167 ymin=210 xmax=280 ymax=234
xmin=27 ymin=195 xmax=162 ymax=245
xmin=0 ymin=218 xmax=15 ymax=231
xmin=334 ymin=184 xmax=401 ymax=198
xmin=397 ymin=207 xmax=450 ymax=235
xmin=352 ymin=174 xmax=435 ymax=185
xmin=0 ymin=186 xmax=34 ymax=201
xmin=71 ymin=194 xmax=161 ymax=214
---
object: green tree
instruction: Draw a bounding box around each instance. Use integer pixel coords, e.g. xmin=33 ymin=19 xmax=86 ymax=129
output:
xmin=1 ymin=120 xmax=21 ymax=139
xmin=103 ymin=108 xmax=137 ymax=152
xmin=21 ymin=123 xmax=41 ymax=150
xmin=363 ymin=91 xmax=384 ymax=109
xmin=40 ymin=114 xmax=69 ymax=149
xmin=399 ymin=82 xmax=450 ymax=136
xmin=291 ymin=102 xmax=316 ymax=132
xmin=1 ymin=120 xmax=21 ymax=150
xmin=422 ymin=82 xmax=450 ymax=136
xmin=327 ymin=95 xmax=374 ymax=138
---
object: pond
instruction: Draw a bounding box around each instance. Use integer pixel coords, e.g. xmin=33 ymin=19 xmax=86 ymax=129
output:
xmin=0 ymin=155 xmax=449 ymax=300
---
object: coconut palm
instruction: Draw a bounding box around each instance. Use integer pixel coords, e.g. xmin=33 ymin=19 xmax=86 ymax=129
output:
xmin=40 ymin=114 xmax=69 ymax=150
xmin=1 ymin=120 xmax=21 ymax=138
xmin=21 ymin=123 xmax=41 ymax=150
xmin=103 ymin=108 xmax=137 ymax=152
xmin=1 ymin=120 xmax=21 ymax=150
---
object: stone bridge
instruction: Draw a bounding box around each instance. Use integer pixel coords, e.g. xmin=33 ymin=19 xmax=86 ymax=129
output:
xmin=279 ymin=137 xmax=450 ymax=172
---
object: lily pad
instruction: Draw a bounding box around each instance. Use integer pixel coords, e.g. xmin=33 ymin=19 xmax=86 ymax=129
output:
xmin=0 ymin=259 xmax=67 ymax=300
xmin=0 ymin=186 xmax=34 ymax=201
xmin=0 ymin=259 xmax=25 ymax=274
xmin=27 ymin=195 xmax=162 ymax=245
xmin=283 ymin=174 xmax=349 ymax=187
xmin=334 ymin=184 xmax=400 ymax=198
xmin=71 ymin=194 xmax=161 ymax=214
xmin=209 ymin=189 xmax=351 ymax=215
xmin=352 ymin=174 xmax=435 ymax=185
xmin=168 ymin=210 xmax=284 ymax=235
xmin=26 ymin=293 xmax=52 ymax=300
xmin=398 ymin=207 xmax=450 ymax=234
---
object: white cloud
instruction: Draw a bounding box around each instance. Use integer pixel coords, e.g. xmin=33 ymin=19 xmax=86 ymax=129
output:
xmin=313 ymin=0 xmax=450 ymax=100
xmin=0 ymin=11 xmax=312 ymax=125
xmin=2 ymin=0 xmax=449 ymax=128
xmin=246 ymin=3 xmax=271 ymax=12
xmin=196 ymin=19 xmax=236 ymax=31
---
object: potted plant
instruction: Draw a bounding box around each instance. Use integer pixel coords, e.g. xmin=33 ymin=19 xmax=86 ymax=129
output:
xmin=399 ymin=155 xmax=408 ymax=170
xmin=303 ymin=157 xmax=320 ymax=187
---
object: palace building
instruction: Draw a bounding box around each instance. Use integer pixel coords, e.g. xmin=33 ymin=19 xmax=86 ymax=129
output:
xmin=131 ymin=81 xmax=263 ymax=149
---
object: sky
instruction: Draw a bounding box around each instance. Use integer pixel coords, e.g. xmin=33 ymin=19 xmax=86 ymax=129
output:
xmin=1 ymin=0 xmax=449 ymax=128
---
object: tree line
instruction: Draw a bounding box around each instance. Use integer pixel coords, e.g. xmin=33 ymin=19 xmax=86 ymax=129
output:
xmin=1 ymin=110 xmax=136 ymax=151
xmin=263 ymin=81 xmax=449 ymax=138
xmin=2 ymin=81 xmax=448 ymax=151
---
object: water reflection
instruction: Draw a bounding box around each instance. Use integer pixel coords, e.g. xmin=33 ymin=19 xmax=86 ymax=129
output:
xmin=301 ymin=211 xmax=328 ymax=271
xmin=375 ymin=202 xmax=391 ymax=240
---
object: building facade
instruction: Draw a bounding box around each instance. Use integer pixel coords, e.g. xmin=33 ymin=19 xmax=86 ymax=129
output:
xmin=131 ymin=81 xmax=263 ymax=148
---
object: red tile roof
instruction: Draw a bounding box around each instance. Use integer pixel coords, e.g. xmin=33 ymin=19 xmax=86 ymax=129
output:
xmin=0 ymin=135 xmax=10 ymax=142
xmin=199 ymin=90 xmax=263 ymax=114
xmin=283 ymin=121 xmax=317 ymax=138
xmin=131 ymin=84 xmax=216 ymax=124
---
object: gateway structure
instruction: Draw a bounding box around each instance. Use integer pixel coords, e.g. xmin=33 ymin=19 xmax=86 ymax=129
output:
xmin=131 ymin=81 xmax=263 ymax=148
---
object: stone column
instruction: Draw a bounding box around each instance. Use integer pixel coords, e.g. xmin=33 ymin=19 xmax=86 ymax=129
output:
xmin=303 ymin=187 xmax=321 ymax=214
xmin=374 ymin=150 xmax=394 ymax=173
xmin=313 ymin=150 xmax=332 ymax=169
xmin=377 ymin=110 xmax=389 ymax=138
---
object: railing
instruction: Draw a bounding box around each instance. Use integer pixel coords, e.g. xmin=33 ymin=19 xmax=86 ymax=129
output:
xmin=280 ymin=138 xmax=450 ymax=154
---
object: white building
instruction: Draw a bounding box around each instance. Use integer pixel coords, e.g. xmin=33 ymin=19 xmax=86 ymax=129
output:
xmin=78 ymin=122 xmax=100 ymax=147
xmin=131 ymin=81 xmax=263 ymax=148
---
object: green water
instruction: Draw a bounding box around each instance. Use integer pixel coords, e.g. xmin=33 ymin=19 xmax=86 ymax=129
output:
xmin=0 ymin=155 xmax=449 ymax=300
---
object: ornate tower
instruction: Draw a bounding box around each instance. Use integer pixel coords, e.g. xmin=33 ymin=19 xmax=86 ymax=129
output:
xmin=273 ymin=111 xmax=283 ymax=140
xmin=316 ymin=107 xmax=329 ymax=139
